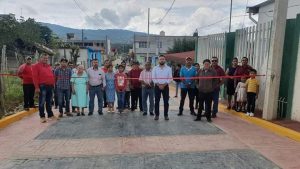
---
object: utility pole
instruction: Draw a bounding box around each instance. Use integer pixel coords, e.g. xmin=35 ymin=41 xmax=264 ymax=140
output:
xmin=81 ymin=29 xmax=84 ymax=42
xmin=146 ymin=8 xmax=150 ymax=62
xmin=229 ymin=0 xmax=233 ymax=32
xmin=263 ymin=0 xmax=288 ymax=120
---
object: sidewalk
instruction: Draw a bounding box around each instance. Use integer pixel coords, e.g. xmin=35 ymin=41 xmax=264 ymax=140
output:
xmin=0 ymin=88 xmax=299 ymax=169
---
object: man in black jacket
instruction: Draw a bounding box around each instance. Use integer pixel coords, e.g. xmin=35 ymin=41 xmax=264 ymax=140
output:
xmin=194 ymin=59 xmax=218 ymax=122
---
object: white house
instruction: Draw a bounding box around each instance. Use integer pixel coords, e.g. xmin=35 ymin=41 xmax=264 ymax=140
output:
xmin=133 ymin=31 xmax=195 ymax=63
xmin=247 ymin=0 xmax=300 ymax=25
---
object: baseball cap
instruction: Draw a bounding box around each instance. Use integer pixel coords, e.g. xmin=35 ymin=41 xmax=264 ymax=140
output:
xmin=186 ymin=56 xmax=193 ymax=60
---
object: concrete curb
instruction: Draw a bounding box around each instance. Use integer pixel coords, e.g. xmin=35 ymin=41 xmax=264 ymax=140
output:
xmin=0 ymin=108 xmax=38 ymax=129
xmin=219 ymin=104 xmax=300 ymax=142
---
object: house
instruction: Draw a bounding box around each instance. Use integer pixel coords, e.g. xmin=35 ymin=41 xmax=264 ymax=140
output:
xmin=247 ymin=0 xmax=300 ymax=122
xmin=133 ymin=31 xmax=195 ymax=63
xmin=247 ymin=0 xmax=300 ymax=25
xmin=56 ymin=39 xmax=111 ymax=68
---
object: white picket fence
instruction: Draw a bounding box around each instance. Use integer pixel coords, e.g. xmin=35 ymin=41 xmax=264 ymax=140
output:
xmin=197 ymin=33 xmax=226 ymax=68
xmin=234 ymin=21 xmax=273 ymax=110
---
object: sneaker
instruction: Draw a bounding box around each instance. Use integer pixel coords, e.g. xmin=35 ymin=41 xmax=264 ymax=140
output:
xmin=81 ymin=112 xmax=85 ymax=116
xmin=150 ymin=112 xmax=154 ymax=116
xmin=65 ymin=112 xmax=73 ymax=117
xmin=194 ymin=117 xmax=201 ymax=121
xmin=40 ymin=118 xmax=47 ymax=123
xmin=58 ymin=113 xmax=63 ymax=118
xmin=164 ymin=116 xmax=169 ymax=121
xmin=207 ymin=118 xmax=212 ymax=123
xmin=77 ymin=113 xmax=80 ymax=116
xmin=250 ymin=112 xmax=254 ymax=117
xmin=88 ymin=112 xmax=93 ymax=116
xmin=246 ymin=112 xmax=250 ymax=116
xmin=154 ymin=116 xmax=159 ymax=121
xmin=143 ymin=112 xmax=147 ymax=116
xmin=190 ymin=112 xmax=196 ymax=116
xmin=98 ymin=111 xmax=103 ymax=115
xmin=48 ymin=116 xmax=59 ymax=120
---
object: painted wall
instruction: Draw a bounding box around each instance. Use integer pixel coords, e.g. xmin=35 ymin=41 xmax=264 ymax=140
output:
xmin=258 ymin=0 xmax=300 ymax=25
xmin=291 ymin=20 xmax=300 ymax=121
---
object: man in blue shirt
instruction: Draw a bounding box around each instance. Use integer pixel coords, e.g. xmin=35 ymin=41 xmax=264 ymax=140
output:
xmin=178 ymin=56 xmax=197 ymax=116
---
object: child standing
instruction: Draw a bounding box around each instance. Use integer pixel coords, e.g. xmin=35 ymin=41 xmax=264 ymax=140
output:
xmin=235 ymin=76 xmax=247 ymax=112
xmin=115 ymin=65 xmax=127 ymax=113
xmin=105 ymin=65 xmax=116 ymax=113
xmin=246 ymin=69 xmax=259 ymax=117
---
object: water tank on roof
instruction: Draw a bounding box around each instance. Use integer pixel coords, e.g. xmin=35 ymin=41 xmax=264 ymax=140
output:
xmin=160 ymin=31 xmax=165 ymax=36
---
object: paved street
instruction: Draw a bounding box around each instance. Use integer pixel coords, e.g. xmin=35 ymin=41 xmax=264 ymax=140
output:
xmin=0 ymin=89 xmax=300 ymax=169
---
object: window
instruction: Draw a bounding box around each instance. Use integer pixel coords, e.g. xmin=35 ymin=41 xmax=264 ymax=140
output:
xmin=158 ymin=41 xmax=162 ymax=48
xmin=139 ymin=42 xmax=147 ymax=48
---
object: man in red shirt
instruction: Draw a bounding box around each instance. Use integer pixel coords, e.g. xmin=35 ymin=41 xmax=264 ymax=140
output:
xmin=128 ymin=61 xmax=143 ymax=112
xmin=18 ymin=56 xmax=35 ymax=111
xmin=234 ymin=57 xmax=253 ymax=86
xmin=211 ymin=56 xmax=225 ymax=118
xmin=32 ymin=53 xmax=57 ymax=123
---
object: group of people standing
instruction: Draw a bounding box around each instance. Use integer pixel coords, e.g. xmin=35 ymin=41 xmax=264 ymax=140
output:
xmin=18 ymin=53 xmax=259 ymax=123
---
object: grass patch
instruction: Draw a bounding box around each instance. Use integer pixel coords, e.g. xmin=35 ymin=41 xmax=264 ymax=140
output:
xmin=3 ymin=77 xmax=23 ymax=113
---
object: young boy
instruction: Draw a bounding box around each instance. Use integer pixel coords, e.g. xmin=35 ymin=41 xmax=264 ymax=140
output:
xmin=115 ymin=65 xmax=127 ymax=113
xmin=246 ymin=69 xmax=259 ymax=117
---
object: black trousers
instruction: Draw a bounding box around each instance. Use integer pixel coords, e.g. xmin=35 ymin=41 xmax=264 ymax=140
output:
xmin=125 ymin=91 xmax=130 ymax=108
xmin=131 ymin=88 xmax=142 ymax=111
xmin=179 ymin=88 xmax=195 ymax=114
xmin=155 ymin=85 xmax=169 ymax=117
xmin=247 ymin=92 xmax=256 ymax=113
xmin=103 ymin=91 xmax=108 ymax=107
xmin=194 ymin=88 xmax=200 ymax=108
xmin=23 ymin=84 xmax=35 ymax=108
xmin=197 ymin=92 xmax=213 ymax=120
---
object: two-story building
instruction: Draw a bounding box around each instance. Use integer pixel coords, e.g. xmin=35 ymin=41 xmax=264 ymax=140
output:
xmin=133 ymin=31 xmax=195 ymax=63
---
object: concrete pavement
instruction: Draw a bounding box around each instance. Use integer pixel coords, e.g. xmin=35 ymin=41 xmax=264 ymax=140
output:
xmin=0 ymin=89 xmax=299 ymax=169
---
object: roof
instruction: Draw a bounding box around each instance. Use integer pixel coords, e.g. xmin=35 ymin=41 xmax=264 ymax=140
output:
xmin=164 ymin=51 xmax=195 ymax=65
xmin=247 ymin=0 xmax=275 ymax=14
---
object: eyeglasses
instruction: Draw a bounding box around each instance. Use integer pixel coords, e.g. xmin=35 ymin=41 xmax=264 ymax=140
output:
xmin=212 ymin=60 xmax=218 ymax=62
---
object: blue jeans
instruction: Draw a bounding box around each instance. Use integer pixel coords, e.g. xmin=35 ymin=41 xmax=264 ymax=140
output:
xmin=39 ymin=85 xmax=54 ymax=118
xmin=57 ymin=88 xmax=70 ymax=113
xmin=89 ymin=86 xmax=103 ymax=114
xmin=117 ymin=91 xmax=125 ymax=110
xmin=142 ymin=87 xmax=154 ymax=114
xmin=212 ymin=89 xmax=220 ymax=114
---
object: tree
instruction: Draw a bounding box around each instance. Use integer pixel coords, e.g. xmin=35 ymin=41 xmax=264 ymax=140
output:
xmin=70 ymin=45 xmax=80 ymax=64
xmin=167 ymin=38 xmax=195 ymax=53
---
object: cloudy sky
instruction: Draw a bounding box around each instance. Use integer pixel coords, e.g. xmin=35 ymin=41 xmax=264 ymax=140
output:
xmin=0 ymin=0 xmax=266 ymax=35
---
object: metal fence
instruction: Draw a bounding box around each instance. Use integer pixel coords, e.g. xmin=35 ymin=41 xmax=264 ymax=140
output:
xmin=197 ymin=33 xmax=226 ymax=68
xmin=234 ymin=21 xmax=273 ymax=110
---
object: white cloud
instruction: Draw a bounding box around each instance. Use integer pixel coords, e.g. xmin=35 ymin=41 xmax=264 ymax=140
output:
xmin=0 ymin=0 xmax=268 ymax=35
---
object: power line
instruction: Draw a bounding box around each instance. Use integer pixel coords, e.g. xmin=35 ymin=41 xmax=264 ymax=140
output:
xmin=72 ymin=0 xmax=102 ymax=28
xmin=197 ymin=14 xmax=248 ymax=30
xmin=156 ymin=0 xmax=176 ymax=25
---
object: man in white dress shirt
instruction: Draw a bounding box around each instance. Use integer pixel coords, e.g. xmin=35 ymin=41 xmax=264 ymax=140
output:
xmin=152 ymin=55 xmax=173 ymax=121
xmin=87 ymin=59 xmax=106 ymax=116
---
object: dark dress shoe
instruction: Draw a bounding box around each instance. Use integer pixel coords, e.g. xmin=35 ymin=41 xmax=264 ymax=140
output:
xmin=212 ymin=113 xmax=217 ymax=118
xmin=194 ymin=118 xmax=201 ymax=121
xmin=154 ymin=116 xmax=159 ymax=120
xmin=177 ymin=113 xmax=183 ymax=116
xmin=88 ymin=112 xmax=93 ymax=116
xmin=150 ymin=112 xmax=154 ymax=116
xmin=164 ymin=116 xmax=169 ymax=121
